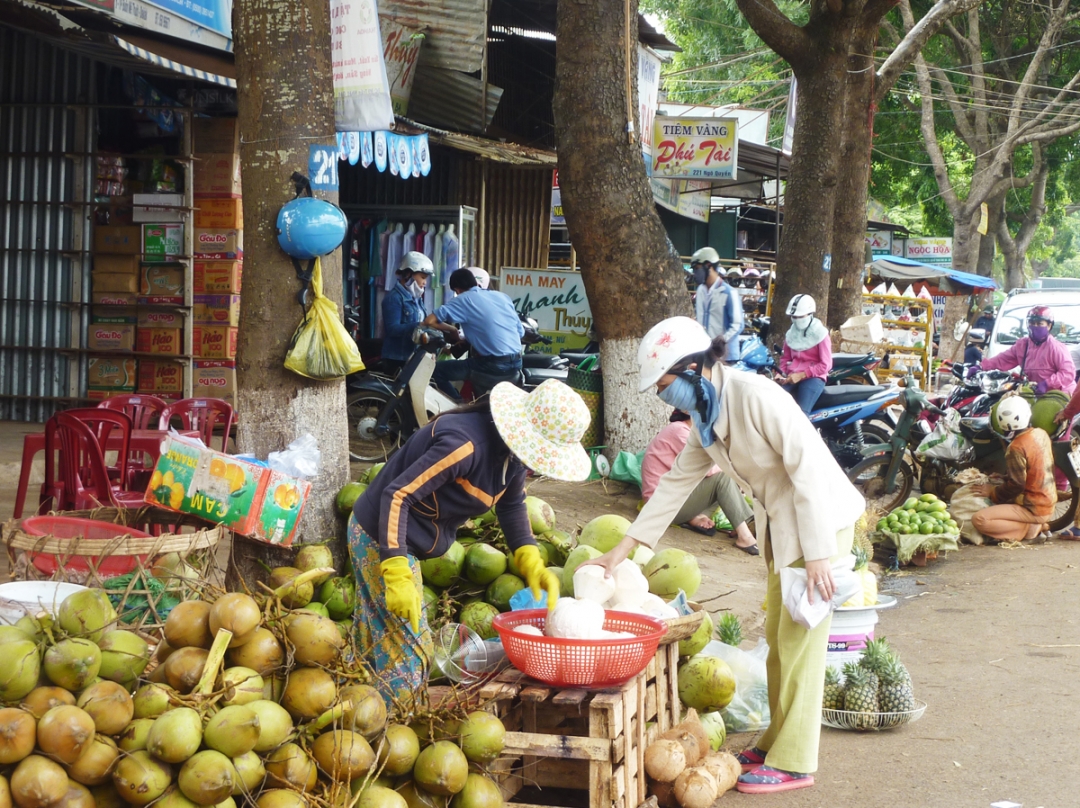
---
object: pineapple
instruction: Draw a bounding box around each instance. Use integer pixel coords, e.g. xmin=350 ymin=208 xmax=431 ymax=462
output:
xmin=842 ymin=661 xmax=880 ymax=727
xmin=877 ymin=655 xmax=916 ymax=713
xmin=716 ymin=612 xmax=744 ymax=647
xmin=823 ymin=666 xmax=845 ymax=711
xmin=859 ymin=637 xmax=892 ymax=677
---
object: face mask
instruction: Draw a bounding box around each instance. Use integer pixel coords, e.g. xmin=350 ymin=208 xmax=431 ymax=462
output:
xmin=792 ymin=315 xmax=810 ymax=327
xmin=657 ymin=372 xmax=721 ymax=448
xmin=407 ymin=279 xmax=424 ymax=299
xmin=1029 ymin=325 xmax=1050 ymax=343
xmin=692 ymin=266 xmax=708 ymax=286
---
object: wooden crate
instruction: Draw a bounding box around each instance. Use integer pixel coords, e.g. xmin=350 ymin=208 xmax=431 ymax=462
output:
xmin=479 ymin=642 xmax=680 ymax=808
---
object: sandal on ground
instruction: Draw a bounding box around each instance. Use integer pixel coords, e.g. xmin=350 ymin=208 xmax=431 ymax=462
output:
xmin=735 ymin=542 xmax=760 ymax=556
xmin=1057 ymin=526 xmax=1080 ymax=540
xmin=736 ymin=766 xmax=815 ymax=794
xmin=680 ymin=522 xmax=716 ymax=537
xmin=735 ymin=747 xmax=767 ymax=772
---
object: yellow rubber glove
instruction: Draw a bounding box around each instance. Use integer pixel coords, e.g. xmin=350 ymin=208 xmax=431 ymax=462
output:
xmin=514 ymin=545 xmax=560 ymax=611
xmin=380 ymin=556 xmax=422 ymax=634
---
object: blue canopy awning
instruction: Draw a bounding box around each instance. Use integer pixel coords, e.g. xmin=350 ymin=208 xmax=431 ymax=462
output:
xmin=868 ymin=255 xmax=998 ymax=291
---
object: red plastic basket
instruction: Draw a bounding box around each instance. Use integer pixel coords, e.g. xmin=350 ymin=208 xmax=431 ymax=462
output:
xmin=492 ymin=608 xmax=667 ymax=688
xmin=20 ymin=516 xmax=151 ymax=577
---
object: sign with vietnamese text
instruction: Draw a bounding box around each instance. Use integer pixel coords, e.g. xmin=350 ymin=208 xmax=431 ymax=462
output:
xmin=866 ymin=231 xmax=892 ymax=257
xmin=551 ymin=170 xmax=564 ymax=226
xmin=651 ymin=179 xmax=710 ymax=223
xmin=905 ymin=237 xmax=953 ymax=268
xmin=382 ymin=17 xmax=423 ymax=116
xmin=639 ymin=46 xmax=661 ymax=155
xmin=500 ymin=268 xmax=591 ymax=355
xmin=139 ymin=0 xmax=231 ymax=37
xmin=332 ymin=0 xmax=394 ymax=132
xmin=651 ymin=116 xmax=738 ymax=180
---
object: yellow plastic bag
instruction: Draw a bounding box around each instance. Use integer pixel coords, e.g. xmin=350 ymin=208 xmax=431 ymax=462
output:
xmin=284 ymin=257 xmax=366 ymax=380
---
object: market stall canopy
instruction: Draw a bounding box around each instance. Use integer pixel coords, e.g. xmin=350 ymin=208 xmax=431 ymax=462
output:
xmin=868 ymin=255 xmax=999 ymax=292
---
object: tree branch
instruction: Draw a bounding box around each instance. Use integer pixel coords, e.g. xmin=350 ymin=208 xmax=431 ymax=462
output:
xmin=733 ymin=0 xmax=812 ymax=69
xmin=876 ymin=0 xmax=982 ymax=100
xmin=927 ymin=64 xmax=976 ymax=144
xmin=912 ymin=52 xmax=962 ymax=218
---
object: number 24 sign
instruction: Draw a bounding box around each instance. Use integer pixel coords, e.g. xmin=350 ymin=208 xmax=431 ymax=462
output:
xmin=309 ymin=144 xmax=339 ymax=190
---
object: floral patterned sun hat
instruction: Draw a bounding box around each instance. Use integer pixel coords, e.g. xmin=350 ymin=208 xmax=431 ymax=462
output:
xmin=490 ymin=379 xmax=593 ymax=482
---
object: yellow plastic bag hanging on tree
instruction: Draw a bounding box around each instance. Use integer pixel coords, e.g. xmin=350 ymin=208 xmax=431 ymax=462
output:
xmin=284 ymin=257 xmax=366 ymax=380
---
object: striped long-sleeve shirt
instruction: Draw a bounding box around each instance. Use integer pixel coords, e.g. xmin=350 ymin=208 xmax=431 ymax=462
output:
xmin=353 ymin=412 xmax=534 ymax=560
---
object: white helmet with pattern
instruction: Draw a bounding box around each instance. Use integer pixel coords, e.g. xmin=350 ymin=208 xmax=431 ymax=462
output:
xmin=786 ymin=294 xmax=817 ymax=318
xmin=398 ymin=251 xmax=434 ymax=275
xmin=467 ymin=266 xmax=490 ymax=289
xmin=691 ymin=247 xmax=720 ymax=265
xmin=637 ymin=317 xmax=712 ymax=393
xmin=992 ymin=395 xmax=1031 ymax=438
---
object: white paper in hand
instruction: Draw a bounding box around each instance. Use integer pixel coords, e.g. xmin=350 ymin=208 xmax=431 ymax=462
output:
xmin=779 ymin=554 xmax=862 ymax=630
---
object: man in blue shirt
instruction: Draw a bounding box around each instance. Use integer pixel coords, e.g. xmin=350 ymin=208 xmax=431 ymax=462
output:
xmin=424 ymin=268 xmax=525 ymax=399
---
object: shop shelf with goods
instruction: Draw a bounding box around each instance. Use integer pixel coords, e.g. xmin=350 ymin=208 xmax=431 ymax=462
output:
xmin=838 ymin=294 xmax=933 ymax=387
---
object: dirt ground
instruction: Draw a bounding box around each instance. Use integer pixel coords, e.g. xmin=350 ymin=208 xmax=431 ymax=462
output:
xmin=527 ymin=476 xmax=1079 ymax=808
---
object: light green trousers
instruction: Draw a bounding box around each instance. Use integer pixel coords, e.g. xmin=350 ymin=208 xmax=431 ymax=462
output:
xmin=755 ymin=523 xmax=855 ymax=774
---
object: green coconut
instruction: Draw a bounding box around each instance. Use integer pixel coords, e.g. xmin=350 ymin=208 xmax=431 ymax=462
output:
xmin=362 ymin=463 xmax=386 ymax=484
xmin=318 ymin=576 xmax=357 ymax=621
xmin=677 ymin=655 xmax=736 ymax=713
xmin=0 ymin=639 xmax=40 ymax=702
xmin=644 ymin=549 xmax=702 ymax=599
xmin=336 ymin=482 xmax=368 ymax=516
xmin=57 ymin=589 xmax=116 ymax=642
xmin=268 ymin=567 xmax=314 ymax=608
xmin=463 ymin=544 xmax=507 ymax=586
xmin=375 ymin=724 xmax=420 ymax=776
xmin=294 ymin=544 xmax=335 ymax=584
xmin=539 ymin=529 xmax=572 ymax=564
xmin=413 ymin=741 xmax=469 ymax=796
xmin=43 ymin=638 xmax=102 ymax=692
xmin=524 ymin=496 xmax=556 ymax=534
xmin=485 ymin=575 xmax=526 ymax=612
xmin=578 ymin=514 xmax=632 ymax=554
xmin=678 ymin=611 xmax=713 ymax=658
xmin=699 ymin=711 xmax=727 ymax=751
xmin=458 ymin=712 xmax=505 ymax=764
xmin=419 ymin=542 xmax=466 ymax=589
xmin=560 ymin=545 xmax=602 ymax=598
xmin=450 ymin=773 xmax=505 ymax=808
xmin=97 ymin=630 xmax=150 ymax=686
xmin=459 ymin=602 xmax=499 ymax=641
xmin=423 ymin=586 xmax=440 ymax=624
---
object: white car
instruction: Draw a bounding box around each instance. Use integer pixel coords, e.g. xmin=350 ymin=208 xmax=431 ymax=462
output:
xmin=987 ymin=288 xmax=1080 ymax=372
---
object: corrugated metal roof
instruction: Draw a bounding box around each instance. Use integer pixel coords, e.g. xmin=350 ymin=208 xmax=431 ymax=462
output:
xmin=378 ymin=0 xmax=486 ymax=73
xmin=407 ymin=65 xmax=502 ymax=134
xmin=396 ymin=116 xmax=556 ymax=165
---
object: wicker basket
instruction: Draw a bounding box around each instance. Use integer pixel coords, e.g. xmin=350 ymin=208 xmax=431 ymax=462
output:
xmin=661 ymin=602 xmax=705 ymax=644
xmin=567 ymin=366 xmax=603 ymax=448
xmin=821 ymin=700 xmax=927 ymax=731
xmin=2 ymin=506 xmax=226 ymax=632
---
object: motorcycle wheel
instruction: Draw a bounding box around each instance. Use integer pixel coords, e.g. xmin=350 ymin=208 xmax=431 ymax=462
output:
xmin=1049 ymin=476 xmax=1080 ymax=533
xmin=347 ymin=391 xmax=404 ymax=462
xmin=847 ymin=454 xmax=914 ymax=514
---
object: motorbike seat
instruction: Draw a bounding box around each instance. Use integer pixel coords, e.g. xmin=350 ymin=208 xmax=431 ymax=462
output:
xmin=958 ymin=416 xmax=991 ymax=439
xmin=831 ymin=352 xmax=873 ymax=367
xmin=561 ymin=352 xmax=598 ymax=367
xmin=522 ymin=367 xmax=569 ymax=385
xmin=813 ymin=384 xmax=889 ymax=408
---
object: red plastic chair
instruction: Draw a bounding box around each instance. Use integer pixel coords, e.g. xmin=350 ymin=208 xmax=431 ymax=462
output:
xmin=159 ymin=398 xmax=235 ymax=453
xmin=46 ymin=411 xmax=145 ymax=512
xmin=98 ymin=394 xmax=169 ymax=489
xmin=63 ymin=408 xmax=133 ymax=486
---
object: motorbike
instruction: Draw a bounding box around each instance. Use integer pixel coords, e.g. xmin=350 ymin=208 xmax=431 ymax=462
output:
xmin=828 ymin=352 xmax=882 ymax=385
xmin=732 ymin=332 xmax=776 ymax=376
xmin=806 ymin=383 xmax=902 ymax=470
xmin=519 ymin=316 xmax=570 ymax=389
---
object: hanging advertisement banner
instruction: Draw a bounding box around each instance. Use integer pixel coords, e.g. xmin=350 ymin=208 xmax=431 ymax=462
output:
xmin=551 ymin=170 xmax=565 ymax=226
xmin=500 ymin=268 xmax=592 ymax=354
xmin=906 ymin=237 xmax=953 ymax=268
xmin=137 ymin=0 xmax=231 ymax=37
xmin=651 ymin=116 xmax=739 ymax=180
xmin=639 ymin=46 xmax=661 ymax=158
xmin=651 ymin=179 xmax=710 ymax=223
xmin=782 ymin=78 xmax=797 ymax=155
xmin=382 ymin=17 xmax=424 ymax=116
xmin=866 ymin=231 xmax=892 ymax=257
xmin=332 ymin=0 xmax=395 ymax=132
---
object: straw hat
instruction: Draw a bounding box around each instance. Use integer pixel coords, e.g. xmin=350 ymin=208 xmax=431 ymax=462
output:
xmin=490 ymin=379 xmax=593 ymax=482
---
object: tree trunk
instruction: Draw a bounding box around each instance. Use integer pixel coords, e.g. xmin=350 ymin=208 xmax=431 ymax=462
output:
xmin=950 ymin=204 xmax=984 ymax=273
xmin=765 ymin=24 xmax=854 ymax=341
xmin=554 ymin=0 xmax=692 ymax=454
xmin=976 ymin=195 xmax=1004 ymax=277
xmin=827 ymin=29 xmax=878 ymax=332
xmin=232 ymin=0 xmax=350 ymax=581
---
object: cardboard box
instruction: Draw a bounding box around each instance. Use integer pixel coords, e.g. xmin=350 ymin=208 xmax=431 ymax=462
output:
xmin=194 ymin=260 xmax=242 ymax=294
xmin=138 ymin=359 xmax=184 ymax=393
xmin=194 ymin=228 xmax=243 ymax=259
xmin=193 ymin=153 xmax=242 ymax=197
xmin=193 ymin=295 xmax=241 ymax=326
xmin=137 ymin=309 xmax=185 ymax=329
xmin=100 ymin=196 xmax=135 ymax=226
xmin=93 ymin=254 xmax=140 ymax=275
xmin=87 ymin=322 xmax=135 ymax=353
xmin=137 ymin=327 xmax=183 ymax=356
xmin=92 ymin=272 xmax=140 ymax=294
xmin=87 ymin=356 xmax=137 ymax=390
xmin=91 ymin=290 xmax=139 ymax=307
xmin=192 ymin=360 xmax=236 ymax=405
xmin=256 ymin=471 xmax=311 ymax=546
xmin=142 ymin=224 xmax=184 ymax=262
xmin=92 ymin=308 xmax=136 ymax=323
xmin=133 ymin=193 xmax=186 ymax=223
xmin=194 ymin=197 xmax=243 ymax=229
xmin=193 ymin=325 xmax=238 ymax=359
xmin=193 ymin=118 xmax=239 ymax=153
xmin=140 ymin=262 xmax=185 ymax=299
xmin=840 ymin=313 xmax=885 ymax=345
xmin=94 ymin=225 xmax=142 ymax=254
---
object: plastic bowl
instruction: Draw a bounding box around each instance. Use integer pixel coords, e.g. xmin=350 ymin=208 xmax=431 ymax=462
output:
xmin=0 ymin=581 xmax=90 ymax=625
xmin=492 ymin=608 xmax=666 ymax=688
xmin=20 ymin=516 xmax=151 ymax=577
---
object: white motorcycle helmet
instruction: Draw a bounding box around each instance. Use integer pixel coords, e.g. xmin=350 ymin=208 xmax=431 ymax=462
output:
xmin=467 ymin=266 xmax=490 ymax=290
xmin=691 ymin=246 xmax=721 ymax=265
xmin=637 ymin=317 xmax=712 ymax=392
xmin=398 ymin=251 xmax=434 ymax=275
xmin=786 ymin=294 xmax=817 ymax=319
xmin=992 ymin=395 xmax=1031 ymax=439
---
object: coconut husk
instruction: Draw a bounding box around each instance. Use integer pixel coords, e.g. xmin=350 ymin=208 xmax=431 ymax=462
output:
xmin=700 ymin=751 xmax=741 ymax=794
xmin=665 ymin=709 xmax=709 ymax=765
xmin=657 ymin=729 xmax=702 ymax=768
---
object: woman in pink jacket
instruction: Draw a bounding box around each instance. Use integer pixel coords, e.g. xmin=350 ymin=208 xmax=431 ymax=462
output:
xmin=979 ymin=306 xmax=1075 ymax=396
xmin=778 ymin=295 xmax=831 ymax=414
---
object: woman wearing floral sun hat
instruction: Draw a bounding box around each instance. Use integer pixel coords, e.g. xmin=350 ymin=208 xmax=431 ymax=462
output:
xmin=349 ymin=379 xmax=593 ymax=706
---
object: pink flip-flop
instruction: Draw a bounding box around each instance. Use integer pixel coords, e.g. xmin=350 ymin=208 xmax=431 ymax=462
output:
xmin=735 ymin=747 xmax=766 ymax=772
xmin=736 ymin=766 xmax=815 ymax=794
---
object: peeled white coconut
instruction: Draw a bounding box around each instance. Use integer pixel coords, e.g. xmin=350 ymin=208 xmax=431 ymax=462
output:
xmin=609 ymin=602 xmax=647 ymax=615
xmin=641 ymin=593 xmax=679 ymax=619
xmin=612 ymin=559 xmax=650 ymax=607
xmin=573 ymin=565 xmax=617 ymax=606
xmin=514 ymin=624 xmax=543 ymax=636
xmin=545 ymin=597 xmax=606 ymax=639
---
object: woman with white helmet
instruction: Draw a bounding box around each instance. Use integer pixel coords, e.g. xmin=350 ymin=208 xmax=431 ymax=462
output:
xmin=970 ymin=396 xmax=1055 ymax=542
xmin=778 ymin=294 xmax=832 ymax=414
xmin=584 ymin=316 xmax=865 ymax=795
xmin=382 ymin=251 xmax=434 ymax=374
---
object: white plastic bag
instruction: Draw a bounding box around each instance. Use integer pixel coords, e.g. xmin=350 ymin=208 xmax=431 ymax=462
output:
xmin=915 ymin=409 xmax=973 ymax=462
xmin=703 ymin=638 xmax=770 ymax=733
xmin=779 ymin=554 xmax=862 ymax=630
xmin=267 ymin=434 xmax=321 ymax=479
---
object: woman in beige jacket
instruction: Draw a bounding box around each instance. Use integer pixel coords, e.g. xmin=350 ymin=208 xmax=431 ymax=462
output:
xmin=588 ymin=317 xmax=865 ymax=795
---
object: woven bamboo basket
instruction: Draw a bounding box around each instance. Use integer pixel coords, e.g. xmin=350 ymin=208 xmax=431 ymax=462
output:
xmin=2 ymin=506 xmax=227 ymax=632
xmin=661 ymin=601 xmax=705 ymax=644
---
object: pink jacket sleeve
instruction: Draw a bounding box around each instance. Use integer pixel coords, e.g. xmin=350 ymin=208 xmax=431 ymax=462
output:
xmin=641 ymin=423 xmax=687 ymax=500
xmin=1044 ymin=340 xmax=1075 ymax=392
xmin=780 ymin=342 xmax=794 ymax=375
xmin=979 ymin=340 xmax=1023 ymax=372
xmin=806 ymin=339 xmax=831 ymax=380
